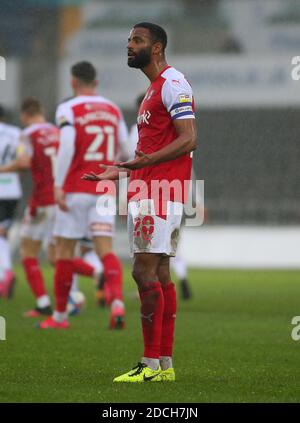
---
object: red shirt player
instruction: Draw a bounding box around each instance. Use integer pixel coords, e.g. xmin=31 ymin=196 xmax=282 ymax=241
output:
xmin=0 ymin=97 xmax=59 ymax=316
xmin=39 ymin=61 xmax=129 ymax=330
xmin=84 ymin=23 xmax=197 ymax=382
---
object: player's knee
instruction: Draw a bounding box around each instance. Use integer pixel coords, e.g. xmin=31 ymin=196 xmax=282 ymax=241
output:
xmin=131 ymin=266 xmax=143 ymax=285
xmin=20 ymin=240 xmax=35 ymax=259
xmin=132 ymin=263 xmax=157 ymax=289
xmin=158 ymin=268 xmax=171 ymax=285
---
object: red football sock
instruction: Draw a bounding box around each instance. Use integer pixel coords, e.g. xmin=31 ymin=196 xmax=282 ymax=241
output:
xmin=73 ymin=257 xmax=94 ymax=277
xmin=22 ymin=257 xmax=47 ymax=298
xmin=54 ymin=259 xmax=74 ymax=312
xmin=160 ymin=282 xmax=177 ymax=357
xmin=101 ymin=253 xmax=123 ymax=304
xmin=139 ymin=282 xmax=164 ymax=359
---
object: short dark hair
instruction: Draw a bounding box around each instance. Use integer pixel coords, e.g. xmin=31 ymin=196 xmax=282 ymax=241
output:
xmin=71 ymin=61 xmax=97 ymax=84
xmin=21 ymin=97 xmax=43 ymax=116
xmin=0 ymin=104 xmax=5 ymax=120
xmin=133 ymin=22 xmax=167 ymax=52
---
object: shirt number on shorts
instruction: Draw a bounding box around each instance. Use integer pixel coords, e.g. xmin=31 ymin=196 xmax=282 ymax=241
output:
xmin=134 ymin=215 xmax=155 ymax=241
xmin=84 ymin=125 xmax=115 ymax=161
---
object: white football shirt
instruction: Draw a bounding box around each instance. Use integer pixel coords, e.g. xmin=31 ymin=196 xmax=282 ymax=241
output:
xmin=0 ymin=122 xmax=22 ymax=199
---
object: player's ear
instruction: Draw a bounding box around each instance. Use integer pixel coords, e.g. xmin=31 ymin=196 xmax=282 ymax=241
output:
xmin=152 ymin=42 xmax=162 ymax=56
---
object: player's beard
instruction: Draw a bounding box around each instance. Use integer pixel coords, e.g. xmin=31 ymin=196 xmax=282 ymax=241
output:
xmin=127 ymin=47 xmax=152 ymax=69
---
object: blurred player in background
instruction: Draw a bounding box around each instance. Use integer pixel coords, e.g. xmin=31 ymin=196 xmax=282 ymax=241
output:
xmin=84 ymin=23 xmax=197 ymax=382
xmin=0 ymin=105 xmax=22 ymax=298
xmin=39 ymin=61 xmax=129 ymax=330
xmin=0 ymin=97 xmax=102 ymax=316
xmin=0 ymin=98 xmax=58 ymax=313
xmin=129 ymin=93 xmax=192 ymax=300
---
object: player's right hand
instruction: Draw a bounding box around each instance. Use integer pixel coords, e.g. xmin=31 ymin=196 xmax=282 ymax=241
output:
xmin=55 ymin=187 xmax=69 ymax=212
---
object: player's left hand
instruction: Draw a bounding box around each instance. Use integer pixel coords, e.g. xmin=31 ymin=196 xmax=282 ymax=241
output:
xmin=117 ymin=150 xmax=154 ymax=170
xmin=55 ymin=187 xmax=69 ymax=212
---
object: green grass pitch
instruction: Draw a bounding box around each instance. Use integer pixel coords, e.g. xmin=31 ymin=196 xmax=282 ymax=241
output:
xmin=1 ymin=265 xmax=300 ymax=403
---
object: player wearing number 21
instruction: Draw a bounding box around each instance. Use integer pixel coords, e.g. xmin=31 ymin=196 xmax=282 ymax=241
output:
xmin=39 ymin=61 xmax=129 ymax=330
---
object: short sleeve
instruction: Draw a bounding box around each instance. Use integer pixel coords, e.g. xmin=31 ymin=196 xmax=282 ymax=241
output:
xmin=161 ymin=78 xmax=195 ymax=120
xmin=55 ymin=101 xmax=74 ymax=128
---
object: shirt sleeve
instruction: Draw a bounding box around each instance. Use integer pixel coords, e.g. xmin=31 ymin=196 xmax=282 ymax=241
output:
xmin=55 ymin=101 xmax=74 ymax=128
xmin=161 ymin=78 xmax=195 ymax=120
xmin=54 ymin=125 xmax=76 ymax=187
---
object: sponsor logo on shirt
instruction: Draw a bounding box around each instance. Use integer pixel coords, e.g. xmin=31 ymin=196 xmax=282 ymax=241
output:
xmin=179 ymin=94 xmax=192 ymax=103
xmin=137 ymin=110 xmax=151 ymax=125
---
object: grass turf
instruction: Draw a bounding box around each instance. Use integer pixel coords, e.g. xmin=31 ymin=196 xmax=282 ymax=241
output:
xmin=1 ymin=265 xmax=300 ymax=403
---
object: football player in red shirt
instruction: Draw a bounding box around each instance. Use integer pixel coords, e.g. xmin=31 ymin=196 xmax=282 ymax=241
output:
xmin=129 ymin=93 xmax=193 ymax=300
xmin=84 ymin=23 xmax=197 ymax=382
xmin=39 ymin=62 xmax=129 ymax=330
xmin=0 ymin=98 xmax=101 ymax=316
xmin=0 ymin=98 xmax=59 ymax=315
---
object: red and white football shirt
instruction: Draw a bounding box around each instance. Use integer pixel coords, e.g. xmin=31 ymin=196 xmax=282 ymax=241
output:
xmin=55 ymin=95 xmax=128 ymax=195
xmin=22 ymin=122 xmax=59 ymax=206
xmin=128 ymin=66 xmax=195 ymax=207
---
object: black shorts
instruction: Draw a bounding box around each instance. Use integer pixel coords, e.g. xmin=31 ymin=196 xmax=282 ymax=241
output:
xmin=0 ymin=200 xmax=19 ymax=230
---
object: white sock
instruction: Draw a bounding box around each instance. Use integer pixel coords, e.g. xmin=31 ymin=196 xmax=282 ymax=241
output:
xmin=53 ymin=310 xmax=68 ymax=322
xmin=71 ymin=274 xmax=78 ymax=292
xmin=159 ymin=356 xmax=173 ymax=370
xmin=83 ymin=250 xmax=103 ymax=275
xmin=170 ymin=254 xmax=187 ymax=280
xmin=111 ymin=299 xmax=124 ymax=311
xmin=0 ymin=236 xmax=12 ymax=271
xmin=142 ymin=357 xmax=160 ymax=371
xmin=37 ymin=295 xmax=51 ymax=309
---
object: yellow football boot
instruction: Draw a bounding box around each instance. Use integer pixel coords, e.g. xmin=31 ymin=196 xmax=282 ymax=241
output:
xmin=113 ymin=362 xmax=162 ymax=383
xmin=159 ymin=368 xmax=176 ymax=382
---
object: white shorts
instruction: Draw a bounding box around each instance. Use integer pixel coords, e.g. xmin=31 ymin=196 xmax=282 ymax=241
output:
xmin=20 ymin=205 xmax=56 ymax=244
xmin=128 ymin=199 xmax=183 ymax=257
xmin=53 ymin=193 xmax=115 ymax=239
